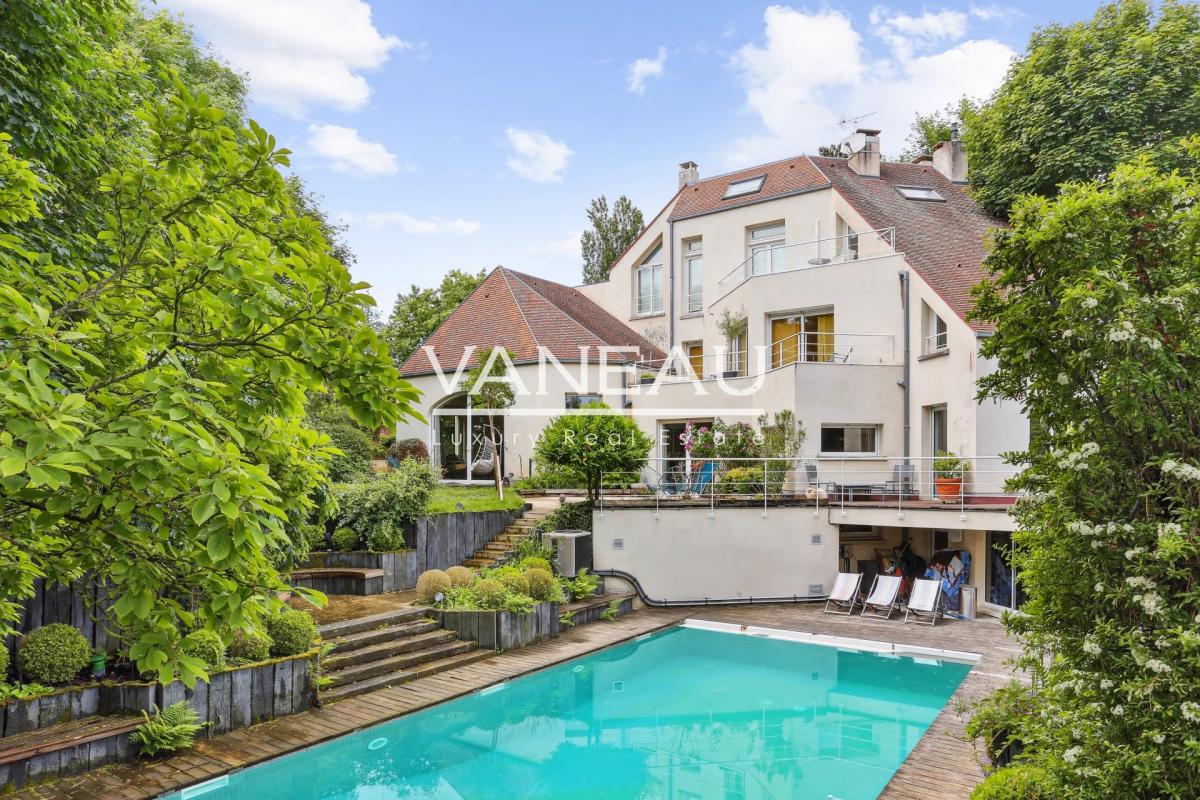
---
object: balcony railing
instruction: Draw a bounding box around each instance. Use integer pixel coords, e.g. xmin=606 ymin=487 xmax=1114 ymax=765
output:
xmin=599 ymin=455 xmax=1021 ymax=519
xmin=715 ymin=227 xmax=897 ymax=301
xmin=632 ymin=331 xmax=895 ymax=384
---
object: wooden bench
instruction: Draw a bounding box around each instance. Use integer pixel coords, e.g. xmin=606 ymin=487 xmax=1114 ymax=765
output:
xmin=0 ymin=715 xmax=141 ymax=787
xmin=289 ymin=566 xmax=386 ymax=596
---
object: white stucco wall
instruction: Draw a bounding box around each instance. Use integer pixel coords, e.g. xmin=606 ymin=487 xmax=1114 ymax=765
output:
xmin=592 ymin=506 xmax=840 ymax=601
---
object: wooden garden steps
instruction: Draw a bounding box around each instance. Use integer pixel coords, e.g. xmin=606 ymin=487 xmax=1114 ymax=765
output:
xmin=460 ymin=510 xmax=548 ymax=569
xmin=317 ymin=607 xmax=492 ymax=704
xmin=290 ymin=566 xmax=385 ymax=596
xmin=0 ymin=715 xmax=141 ymax=786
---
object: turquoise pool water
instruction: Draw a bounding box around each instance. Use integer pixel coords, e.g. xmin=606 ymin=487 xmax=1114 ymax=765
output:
xmin=168 ymin=626 xmax=971 ymax=800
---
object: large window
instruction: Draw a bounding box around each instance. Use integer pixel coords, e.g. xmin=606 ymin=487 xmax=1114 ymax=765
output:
xmin=635 ymin=244 xmax=663 ymax=315
xmin=564 ymin=393 xmax=603 ymax=410
xmin=748 ymin=224 xmax=786 ymax=276
xmin=770 ymin=311 xmax=834 ymax=367
xmin=835 ymin=215 xmax=858 ymax=261
xmin=986 ymin=531 xmax=1026 ymax=610
xmin=820 ymin=425 xmax=879 ymax=455
xmin=684 ymin=239 xmax=703 ymax=314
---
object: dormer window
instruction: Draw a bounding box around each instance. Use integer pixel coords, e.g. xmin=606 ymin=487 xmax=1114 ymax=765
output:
xmin=896 ymin=185 xmax=945 ymax=202
xmin=723 ymin=175 xmax=766 ymax=199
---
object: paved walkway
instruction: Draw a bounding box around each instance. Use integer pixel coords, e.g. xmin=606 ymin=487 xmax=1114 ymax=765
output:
xmin=12 ymin=604 xmax=1017 ymax=800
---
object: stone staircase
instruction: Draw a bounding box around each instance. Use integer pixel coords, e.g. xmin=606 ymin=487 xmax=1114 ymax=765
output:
xmin=461 ymin=509 xmax=548 ymax=569
xmin=318 ymin=607 xmax=493 ymax=703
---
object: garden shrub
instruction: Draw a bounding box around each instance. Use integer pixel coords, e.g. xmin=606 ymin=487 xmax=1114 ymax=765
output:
xmin=388 ymin=438 xmax=429 ymax=464
xmin=226 ymin=631 xmax=271 ymax=663
xmin=331 ymin=526 xmax=361 ymax=552
xmin=523 ymin=568 xmax=562 ymax=602
xmin=534 ymin=500 xmax=593 ymax=533
xmin=518 ymin=556 xmax=552 ymax=573
xmin=512 ymin=534 xmax=556 ymax=564
xmin=416 ymin=569 xmax=452 ymax=603
xmin=180 ymin=630 xmax=226 ymax=670
xmin=335 ymin=459 xmax=433 ymax=549
xmin=17 ymin=623 xmax=91 ymax=685
xmin=564 ymin=568 xmax=601 ymax=601
xmin=472 ymin=579 xmax=507 ymax=610
xmin=511 ymin=464 xmax=587 ymax=491
xmin=364 ymin=522 xmax=406 ymax=552
xmin=263 ymin=610 xmax=318 ymax=657
xmin=302 ymin=524 xmax=328 ymax=553
xmin=965 ymin=681 xmax=1037 ymax=766
xmin=970 ymin=765 xmax=1054 ymax=800
xmin=446 ymin=566 xmax=474 ymax=587
xmin=717 ymin=467 xmax=762 ymax=494
xmin=493 ymin=567 xmax=528 ymax=595
xmin=0 ymin=642 xmax=7 ymax=680
xmin=131 ymin=701 xmax=207 ymax=757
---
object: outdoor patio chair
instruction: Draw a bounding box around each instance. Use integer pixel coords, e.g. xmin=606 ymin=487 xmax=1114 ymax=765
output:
xmin=904 ymin=578 xmax=943 ymax=626
xmin=823 ymin=572 xmax=863 ymax=615
xmin=860 ymin=574 xmax=903 ymax=620
xmin=803 ymin=463 xmax=837 ymax=497
xmin=688 ymin=461 xmax=717 ymax=496
xmin=885 ymin=463 xmax=916 ymax=497
xmin=647 ymin=464 xmax=686 ymax=496
xmin=470 ymin=436 xmax=495 ymax=477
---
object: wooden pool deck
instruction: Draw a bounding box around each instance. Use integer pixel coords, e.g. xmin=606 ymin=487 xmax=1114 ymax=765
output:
xmin=8 ymin=604 xmax=1018 ymax=800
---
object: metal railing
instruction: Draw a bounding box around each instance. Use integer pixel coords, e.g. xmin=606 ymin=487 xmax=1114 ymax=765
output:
xmin=924 ymin=330 xmax=948 ymax=355
xmin=716 ymin=227 xmax=897 ymax=300
xmin=598 ymin=455 xmax=1021 ymax=520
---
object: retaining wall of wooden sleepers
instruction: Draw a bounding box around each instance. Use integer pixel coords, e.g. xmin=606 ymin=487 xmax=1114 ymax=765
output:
xmin=2 ymin=576 xmax=122 ymax=673
xmin=433 ymin=602 xmax=560 ymax=652
xmin=1 ymin=649 xmax=317 ymax=740
xmin=302 ymin=506 xmax=528 ymax=592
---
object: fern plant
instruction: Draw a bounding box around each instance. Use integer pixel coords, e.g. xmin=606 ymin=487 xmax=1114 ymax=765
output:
xmin=600 ymin=599 xmax=622 ymax=622
xmin=131 ymin=701 xmax=208 ymax=756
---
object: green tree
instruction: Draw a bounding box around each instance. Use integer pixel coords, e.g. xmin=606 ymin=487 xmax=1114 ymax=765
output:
xmin=466 ymin=348 xmax=516 ymax=499
xmin=816 ymin=143 xmax=845 ymax=158
xmin=967 ymin=144 xmax=1200 ymax=796
xmin=898 ymin=98 xmax=976 ymax=162
xmin=0 ymin=82 xmax=419 ymax=685
xmin=581 ymin=195 xmax=643 ymax=285
xmin=534 ymin=403 xmax=653 ymax=501
xmin=964 ymin=0 xmax=1200 ymax=218
xmin=382 ymin=269 xmax=485 ymax=366
xmin=306 ymin=395 xmax=373 ymax=483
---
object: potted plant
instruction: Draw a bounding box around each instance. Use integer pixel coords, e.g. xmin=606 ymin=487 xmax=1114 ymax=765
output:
xmin=89 ymin=648 xmax=107 ymax=679
xmin=715 ymin=310 xmax=748 ymax=378
xmin=933 ymin=451 xmax=970 ymax=499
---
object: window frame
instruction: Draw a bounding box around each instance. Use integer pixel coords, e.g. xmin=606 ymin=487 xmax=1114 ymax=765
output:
xmin=818 ymin=424 xmax=881 ymax=456
xmin=923 ymin=302 xmax=949 ymax=354
xmin=896 ymin=185 xmax=945 ymax=202
xmin=564 ymin=393 xmax=603 ymax=410
xmin=722 ymin=175 xmax=766 ymax=199
xmin=747 ymin=223 xmax=786 ymax=276
xmin=634 ymin=243 xmax=664 ymax=316
xmin=683 ymin=238 xmax=703 ymax=315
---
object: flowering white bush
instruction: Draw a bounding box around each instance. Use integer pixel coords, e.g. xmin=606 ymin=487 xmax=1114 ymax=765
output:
xmin=968 ymin=144 xmax=1200 ymax=797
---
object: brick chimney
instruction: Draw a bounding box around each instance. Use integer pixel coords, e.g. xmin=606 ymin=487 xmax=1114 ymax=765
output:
xmin=844 ymin=128 xmax=880 ymax=178
xmin=932 ymin=123 xmax=968 ymax=183
xmin=678 ymin=160 xmax=699 ymax=188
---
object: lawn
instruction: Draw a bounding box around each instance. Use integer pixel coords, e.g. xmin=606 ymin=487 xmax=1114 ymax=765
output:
xmin=428 ymin=485 xmax=526 ymax=514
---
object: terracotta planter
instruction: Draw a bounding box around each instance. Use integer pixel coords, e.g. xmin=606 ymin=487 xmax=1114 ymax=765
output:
xmin=934 ymin=476 xmax=962 ymax=499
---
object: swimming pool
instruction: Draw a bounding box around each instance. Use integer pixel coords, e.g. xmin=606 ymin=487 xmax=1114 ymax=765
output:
xmin=167 ymin=623 xmax=972 ymax=800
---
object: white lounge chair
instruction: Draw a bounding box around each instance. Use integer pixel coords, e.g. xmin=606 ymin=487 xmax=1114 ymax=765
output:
xmin=824 ymin=572 xmax=862 ymax=616
xmin=471 ymin=435 xmax=496 ymax=477
xmin=860 ymin=574 xmax=902 ymax=620
xmin=905 ymin=578 xmax=943 ymax=626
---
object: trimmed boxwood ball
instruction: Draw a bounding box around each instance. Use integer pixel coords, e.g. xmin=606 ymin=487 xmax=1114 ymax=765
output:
xmin=227 ymin=631 xmax=271 ymax=663
xmin=181 ymin=630 xmax=226 ymax=670
xmin=518 ymin=556 xmax=552 ymax=573
xmin=494 ymin=567 xmax=528 ymax=595
xmin=445 ymin=566 xmax=474 ymax=588
xmin=18 ymin=623 xmax=91 ymax=685
xmin=523 ymin=568 xmax=561 ymax=602
xmin=264 ymin=610 xmax=318 ymax=657
xmin=416 ymin=569 xmax=451 ymax=603
xmin=472 ymin=579 xmax=506 ymax=610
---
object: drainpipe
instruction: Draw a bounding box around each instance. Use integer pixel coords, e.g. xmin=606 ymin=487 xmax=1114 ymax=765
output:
xmin=899 ymin=271 xmax=911 ymax=463
xmin=667 ymin=220 xmax=676 ymax=350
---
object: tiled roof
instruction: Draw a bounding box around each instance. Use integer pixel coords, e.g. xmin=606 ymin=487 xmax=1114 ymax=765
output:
xmin=668 ymin=157 xmax=830 ymax=221
xmin=398 ymin=267 xmax=664 ymax=377
xmin=809 ymin=156 xmax=1003 ymax=331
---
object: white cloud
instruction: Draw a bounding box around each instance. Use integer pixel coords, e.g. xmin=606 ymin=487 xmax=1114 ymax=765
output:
xmin=869 ymin=7 xmax=967 ymax=60
xmin=970 ymin=4 xmax=1024 ymax=22
xmin=727 ymin=5 xmax=1015 ymax=165
xmin=306 ymin=124 xmax=398 ymax=176
xmin=529 ymin=230 xmax=582 ymax=257
xmin=341 ymin=211 xmax=480 ymax=236
xmin=505 ymin=127 xmax=573 ymax=183
xmin=627 ymin=47 xmax=667 ymax=95
xmin=165 ymin=0 xmax=408 ymax=115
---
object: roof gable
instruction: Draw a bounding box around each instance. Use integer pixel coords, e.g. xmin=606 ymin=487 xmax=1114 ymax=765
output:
xmin=669 ymin=157 xmax=829 ymax=221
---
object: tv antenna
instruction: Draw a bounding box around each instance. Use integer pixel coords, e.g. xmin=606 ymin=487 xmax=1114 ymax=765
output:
xmin=838 ymin=111 xmax=876 ymax=128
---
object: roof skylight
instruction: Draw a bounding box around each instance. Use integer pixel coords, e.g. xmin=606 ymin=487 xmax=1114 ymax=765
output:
xmin=723 ymin=175 xmax=766 ymax=199
xmin=896 ymin=185 xmax=945 ymax=202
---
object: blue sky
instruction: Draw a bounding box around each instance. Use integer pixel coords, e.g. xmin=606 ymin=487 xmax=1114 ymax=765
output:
xmin=163 ymin=0 xmax=1098 ymax=312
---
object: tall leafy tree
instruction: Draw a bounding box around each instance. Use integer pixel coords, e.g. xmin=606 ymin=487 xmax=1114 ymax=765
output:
xmin=581 ymin=195 xmax=644 ymax=285
xmin=897 ymin=99 xmax=976 ymax=162
xmin=964 ymin=0 xmax=1200 ymax=218
xmin=0 ymin=74 xmax=418 ymax=685
xmin=382 ymin=269 xmax=485 ymax=366
xmin=967 ymin=144 xmax=1200 ymax=796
